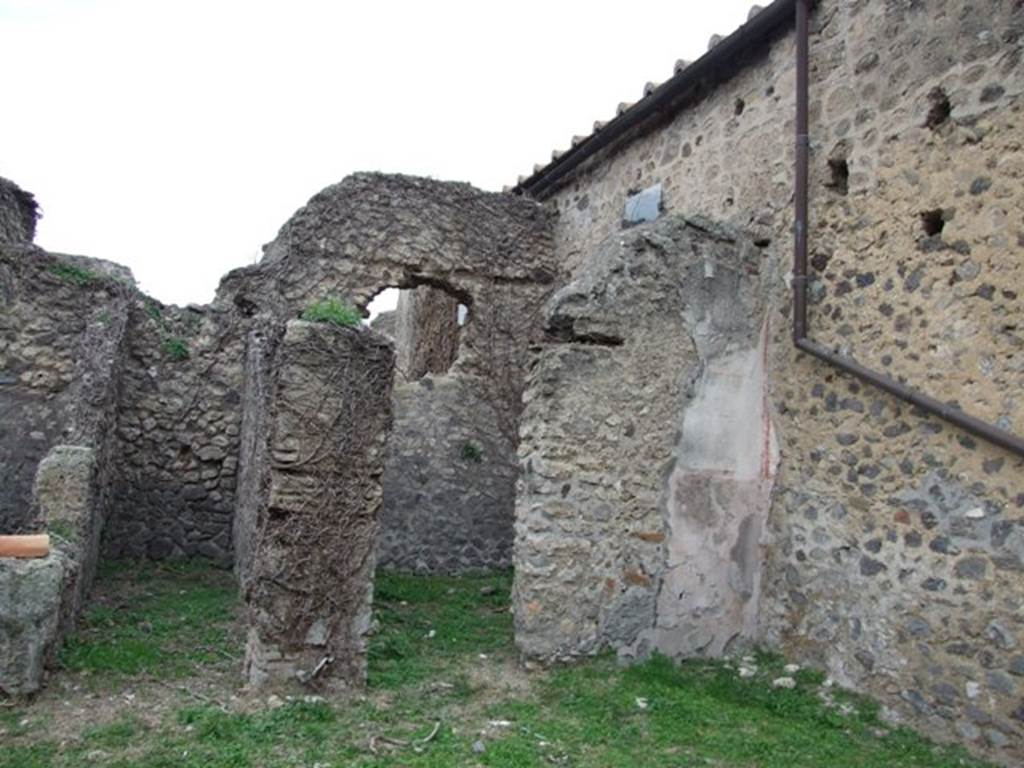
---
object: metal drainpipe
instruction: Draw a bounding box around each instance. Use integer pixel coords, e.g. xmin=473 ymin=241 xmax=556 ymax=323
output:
xmin=792 ymin=0 xmax=1024 ymax=458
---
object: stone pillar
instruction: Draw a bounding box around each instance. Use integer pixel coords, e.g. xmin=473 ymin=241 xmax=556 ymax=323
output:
xmin=240 ymin=320 xmax=394 ymax=690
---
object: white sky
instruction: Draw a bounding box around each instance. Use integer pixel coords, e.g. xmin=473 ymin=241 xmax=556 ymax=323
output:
xmin=1 ymin=0 xmax=758 ymax=306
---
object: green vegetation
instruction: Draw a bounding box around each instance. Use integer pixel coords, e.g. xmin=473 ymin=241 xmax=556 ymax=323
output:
xmin=46 ymin=519 xmax=78 ymax=544
xmin=370 ymin=571 xmax=512 ymax=689
xmin=161 ymin=336 xmax=190 ymax=361
xmin=0 ymin=563 xmax=995 ymax=768
xmin=145 ymin=299 xmax=194 ymax=362
xmin=301 ymin=297 xmax=362 ymax=328
xmin=48 ymin=262 xmax=97 ymax=286
xmin=58 ymin=560 xmax=240 ymax=680
xmin=144 ymin=298 xmax=163 ymax=323
xmin=459 ymin=441 xmax=483 ymax=463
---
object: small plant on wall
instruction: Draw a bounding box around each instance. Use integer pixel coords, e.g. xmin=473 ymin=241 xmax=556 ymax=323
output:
xmin=49 ymin=261 xmax=97 ymax=286
xmin=301 ymin=297 xmax=361 ymax=328
xmin=162 ymin=337 xmax=190 ymax=361
xmin=460 ymin=441 xmax=483 ymax=463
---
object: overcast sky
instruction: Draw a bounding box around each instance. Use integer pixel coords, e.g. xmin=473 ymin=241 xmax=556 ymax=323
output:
xmin=1 ymin=0 xmax=758 ymax=306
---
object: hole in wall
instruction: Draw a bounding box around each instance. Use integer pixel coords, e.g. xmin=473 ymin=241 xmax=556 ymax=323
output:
xmin=827 ymin=158 xmax=850 ymax=195
xmin=734 ymin=98 xmax=746 ymax=116
xmin=920 ymin=209 xmax=946 ymax=237
xmin=925 ymin=87 xmax=952 ymax=129
xmin=365 ymin=282 xmax=467 ymax=382
xmin=366 ymin=288 xmax=400 ymax=322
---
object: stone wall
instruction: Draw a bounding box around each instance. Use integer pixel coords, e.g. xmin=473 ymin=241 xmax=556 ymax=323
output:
xmin=378 ymin=372 xmax=517 ymax=573
xmin=518 ymin=0 xmax=1024 ymax=762
xmin=219 ymin=174 xmax=555 ymax=576
xmin=515 ymin=216 xmax=775 ymax=660
xmin=0 ymin=245 xmax=131 ymax=534
xmin=103 ymin=299 xmax=244 ymax=566
xmin=1 ymin=445 xmax=108 ymax=695
xmin=393 ymin=286 xmax=461 ymax=381
xmin=0 ymin=236 xmax=131 ymax=694
xmin=0 ymin=177 xmax=38 ymax=246
xmin=239 ymin=320 xmax=394 ymax=690
xmin=2 ymin=174 xmax=552 ymax=574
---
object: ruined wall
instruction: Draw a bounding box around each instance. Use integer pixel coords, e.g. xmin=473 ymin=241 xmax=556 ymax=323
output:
xmin=4 ymin=174 xmax=551 ymax=573
xmin=375 ymin=285 xmax=519 ymax=573
xmin=103 ymin=300 xmax=244 ymax=566
xmin=219 ymin=174 xmax=555 ymax=575
xmin=515 ymin=216 xmax=775 ymax=660
xmin=0 ymin=236 xmax=132 ymax=693
xmin=0 ymin=246 xmax=131 ymax=534
xmin=0 ymin=177 xmax=38 ymax=245
xmin=1 ymin=445 xmax=109 ymax=695
xmin=520 ymin=0 xmax=1024 ymax=761
xmin=240 ymin=320 xmax=393 ymax=690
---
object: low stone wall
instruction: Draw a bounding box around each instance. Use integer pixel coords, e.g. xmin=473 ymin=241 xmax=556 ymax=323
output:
xmin=0 ymin=552 xmax=67 ymax=695
xmin=1 ymin=444 xmax=107 ymax=695
xmin=240 ymin=320 xmax=394 ymax=690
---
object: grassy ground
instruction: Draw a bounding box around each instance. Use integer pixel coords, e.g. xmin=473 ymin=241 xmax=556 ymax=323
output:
xmin=0 ymin=561 xmax=995 ymax=768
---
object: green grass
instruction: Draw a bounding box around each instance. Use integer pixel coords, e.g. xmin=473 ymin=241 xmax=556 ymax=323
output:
xmin=0 ymin=563 xmax=997 ymax=768
xmin=57 ymin=560 xmax=240 ymax=680
xmin=48 ymin=262 xmax=97 ymax=286
xmin=301 ymin=297 xmax=362 ymax=328
xmin=369 ymin=570 xmax=513 ymax=689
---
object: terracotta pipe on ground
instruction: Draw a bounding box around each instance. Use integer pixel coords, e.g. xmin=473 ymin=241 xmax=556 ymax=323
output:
xmin=791 ymin=0 xmax=1024 ymax=458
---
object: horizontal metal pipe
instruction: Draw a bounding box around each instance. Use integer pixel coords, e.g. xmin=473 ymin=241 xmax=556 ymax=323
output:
xmin=792 ymin=0 xmax=1024 ymax=458
xmin=796 ymin=339 xmax=1024 ymax=456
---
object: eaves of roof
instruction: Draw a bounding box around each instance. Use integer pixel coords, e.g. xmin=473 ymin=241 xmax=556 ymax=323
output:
xmin=512 ymin=0 xmax=798 ymax=199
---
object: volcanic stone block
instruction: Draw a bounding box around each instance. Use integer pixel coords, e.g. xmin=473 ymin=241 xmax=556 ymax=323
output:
xmin=0 ymin=552 xmax=66 ymax=695
xmin=240 ymin=320 xmax=394 ymax=690
xmin=0 ymin=444 xmax=107 ymax=695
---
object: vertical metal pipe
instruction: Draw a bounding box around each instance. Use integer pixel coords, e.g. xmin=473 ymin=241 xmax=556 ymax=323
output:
xmin=790 ymin=0 xmax=1024 ymax=458
xmin=793 ymin=0 xmax=810 ymax=343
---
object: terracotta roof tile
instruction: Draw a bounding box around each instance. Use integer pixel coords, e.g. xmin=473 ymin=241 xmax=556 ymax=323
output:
xmin=513 ymin=1 xmax=791 ymax=195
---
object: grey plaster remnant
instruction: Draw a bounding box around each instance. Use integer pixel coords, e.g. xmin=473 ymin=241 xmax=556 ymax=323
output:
xmin=515 ymin=214 xmax=776 ymax=663
xmin=624 ymin=184 xmax=663 ymax=225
